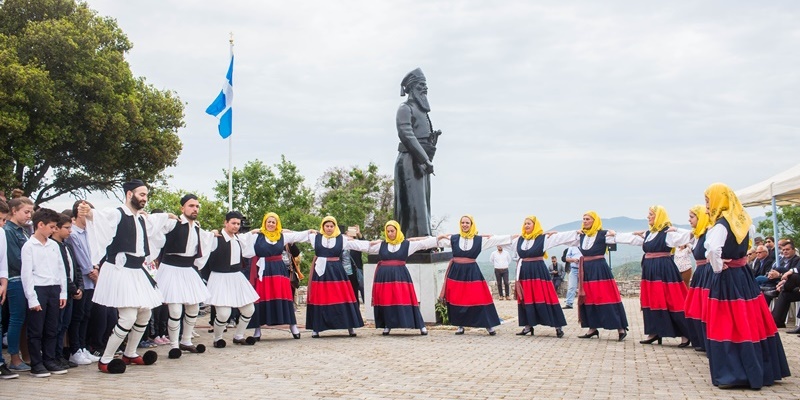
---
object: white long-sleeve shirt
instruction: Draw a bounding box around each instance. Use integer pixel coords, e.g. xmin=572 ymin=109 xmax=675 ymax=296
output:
xmin=561 ymin=231 xmax=616 ymax=250
xmin=510 ymin=231 xmax=577 ymax=254
xmin=240 ymin=230 xmax=312 ymax=259
xmin=21 ymin=237 xmax=67 ymax=308
xmin=87 ymin=205 xmax=172 ymax=266
xmin=149 ymin=214 xmax=216 ymax=269
xmin=615 ymin=229 xmax=692 ymax=249
xmin=437 ymin=235 xmax=512 ymax=252
xmin=367 ymin=236 xmax=439 ymax=256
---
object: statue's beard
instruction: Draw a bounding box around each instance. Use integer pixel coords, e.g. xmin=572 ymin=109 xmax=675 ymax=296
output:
xmin=414 ymin=93 xmax=431 ymax=112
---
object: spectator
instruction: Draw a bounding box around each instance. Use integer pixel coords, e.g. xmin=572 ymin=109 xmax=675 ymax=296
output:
xmin=549 ymin=256 xmax=564 ymax=292
xmin=674 ymin=244 xmax=693 ymax=287
xmin=771 ymin=242 xmax=800 ymax=331
xmin=563 ymin=246 xmax=581 ymax=309
xmin=763 ymin=242 xmax=800 ymax=306
xmin=752 ymin=245 xmax=773 ymax=278
xmin=51 ymin=213 xmax=86 ymax=367
xmin=489 ymin=246 xmax=511 ymax=300
xmin=5 ymin=197 xmax=35 ymax=372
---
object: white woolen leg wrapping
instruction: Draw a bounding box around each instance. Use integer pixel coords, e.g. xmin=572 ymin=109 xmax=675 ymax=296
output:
xmin=181 ymin=303 xmax=200 ymax=345
xmin=234 ymin=303 xmax=254 ymax=339
xmin=101 ymin=307 xmax=137 ymax=364
xmin=214 ymin=306 xmax=232 ymax=342
xmin=167 ymin=303 xmax=183 ymax=348
xmin=124 ymin=308 xmax=152 ymax=358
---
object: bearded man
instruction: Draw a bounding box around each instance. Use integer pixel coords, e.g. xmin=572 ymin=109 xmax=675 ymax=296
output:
xmin=394 ymin=68 xmax=442 ymax=238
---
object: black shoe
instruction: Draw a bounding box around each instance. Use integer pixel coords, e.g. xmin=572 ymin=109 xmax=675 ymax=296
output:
xmin=311 ymin=332 xmax=320 ymax=338
xmin=487 ymin=329 xmax=496 ymax=336
xmin=578 ymin=330 xmax=599 ymax=339
xmin=0 ymin=364 xmax=18 ymax=379
xmin=454 ymin=327 xmax=465 ymax=335
xmin=557 ymin=329 xmax=564 ymax=339
xmin=764 ymin=290 xmax=779 ymax=298
xmin=29 ymin=364 xmax=51 ymax=378
xmin=293 ymin=333 xmax=301 ymax=339
xmin=562 ymin=305 xmax=573 ymax=309
xmin=694 ymin=346 xmax=705 ymax=352
xmin=639 ymin=336 xmax=662 ymax=345
xmin=618 ymin=331 xmax=627 ymax=341
xmin=516 ymin=328 xmax=533 ymax=336
xmin=786 ymin=327 xmax=800 ymax=334
xmin=678 ymin=339 xmax=691 ymax=348
xmin=43 ymin=362 xmax=67 ymax=375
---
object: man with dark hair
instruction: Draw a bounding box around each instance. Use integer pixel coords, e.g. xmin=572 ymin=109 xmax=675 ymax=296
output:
xmin=772 ymin=241 xmax=800 ymax=329
xmin=148 ymin=193 xmax=215 ymax=359
xmin=79 ymin=179 xmax=161 ymax=374
xmin=20 ymin=208 xmax=66 ymax=377
xmin=202 ymin=211 xmax=259 ymax=348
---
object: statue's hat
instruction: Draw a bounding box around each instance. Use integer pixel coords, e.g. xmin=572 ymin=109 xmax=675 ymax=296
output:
xmin=400 ymin=68 xmax=426 ymax=96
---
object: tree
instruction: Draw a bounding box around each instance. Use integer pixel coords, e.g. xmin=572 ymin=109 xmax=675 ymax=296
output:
xmin=317 ymin=162 xmax=393 ymax=239
xmin=146 ymin=186 xmax=226 ymax=231
xmin=213 ymin=156 xmax=317 ymax=231
xmin=0 ymin=0 xmax=184 ymax=204
xmin=757 ymin=205 xmax=800 ymax=244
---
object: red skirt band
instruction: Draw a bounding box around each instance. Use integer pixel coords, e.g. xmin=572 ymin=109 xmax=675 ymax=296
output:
xmin=444 ymin=280 xmax=494 ymax=306
xmin=521 ymin=257 xmax=544 ymax=262
xmin=438 ymin=257 xmax=478 ymax=300
xmin=378 ymin=260 xmax=405 ymax=267
xmin=644 ymin=252 xmax=671 ymax=259
xmin=307 ymin=280 xmax=357 ymax=305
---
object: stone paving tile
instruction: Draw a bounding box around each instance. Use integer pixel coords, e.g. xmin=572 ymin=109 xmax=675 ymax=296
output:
xmin=2 ymin=298 xmax=798 ymax=399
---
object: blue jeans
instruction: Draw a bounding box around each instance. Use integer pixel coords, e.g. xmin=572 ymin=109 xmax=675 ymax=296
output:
xmin=7 ymin=279 xmax=27 ymax=356
xmin=565 ymin=269 xmax=578 ymax=307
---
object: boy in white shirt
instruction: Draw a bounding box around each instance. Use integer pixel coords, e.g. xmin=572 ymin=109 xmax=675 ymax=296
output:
xmin=21 ymin=208 xmax=67 ymax=378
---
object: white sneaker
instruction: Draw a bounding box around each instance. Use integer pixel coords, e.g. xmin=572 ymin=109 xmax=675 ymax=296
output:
xmin=81 ymin=348 xmax=100 ymax=362
xmin=69 ymin=351 xmax=92 ymax=366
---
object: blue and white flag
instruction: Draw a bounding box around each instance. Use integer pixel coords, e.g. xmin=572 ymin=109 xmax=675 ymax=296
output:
xmin=205 ymin=55 xmax=234 ymax=139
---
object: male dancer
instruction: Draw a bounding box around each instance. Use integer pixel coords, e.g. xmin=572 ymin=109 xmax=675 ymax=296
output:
xmin=149 ymin=194 xmax=214 ymax=359
xmin=201 ymin=211 xmax=259 ymax=347
xmin=80 ymin=180 xmax=161 ymax=374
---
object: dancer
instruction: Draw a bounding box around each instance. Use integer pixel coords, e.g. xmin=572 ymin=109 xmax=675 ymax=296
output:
xmin=240 ymin=212 xmax=310 ymax=340
xmin=305 ymin=216 xmax=370 ymax=338
xmin=149 ymin=194 xmax=215 ymax=359
xmin=203 ymin=211 xmax=260 ymax=348
xmin=561 ymin=211 xmax=628 ymax=341
xmin=616 ymin=206 xmax=692 ymax=347
xmin=438 ymin=215 xmax=510 ymax=335
xmin=366 ymin=220 xmax=440 ymax=336
xmin=80 ymin=180 xmax=161 ymax=374
xmin=683 ymin=205 xmax=712 ymax=352
xmin=511 ymin=216 xmax=574 ymax=338
xmin=702 ymin=183 xmax=789 ymax=389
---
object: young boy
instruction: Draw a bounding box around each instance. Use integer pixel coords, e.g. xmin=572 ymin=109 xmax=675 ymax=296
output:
xmin=51 ymin=213 xmax=86 ymax=367
xmin=0 ymin=200 xmax=19 ymax=378
xmin=20 ymin=208 xmax=67 ymax=377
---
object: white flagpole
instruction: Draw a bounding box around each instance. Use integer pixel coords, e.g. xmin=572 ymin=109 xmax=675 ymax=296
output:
xmin=227 ymin=32 xmax=234 ymax=211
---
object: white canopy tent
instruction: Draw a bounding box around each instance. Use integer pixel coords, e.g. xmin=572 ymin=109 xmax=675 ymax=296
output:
xmin=736 ymin=163 xmax=800 ymax=257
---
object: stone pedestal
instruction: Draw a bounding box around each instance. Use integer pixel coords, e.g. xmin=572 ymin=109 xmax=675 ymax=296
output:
xmin=364 ymin=252 xmax=452 ymax=323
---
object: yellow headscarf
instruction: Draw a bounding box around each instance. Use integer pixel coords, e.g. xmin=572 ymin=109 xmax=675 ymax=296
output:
xmin=704 ymin=182 xmax=752 ymax=244
xmin=581 ymin=211 xmax=602 ymax=237
xmin=459 ymin=215 xmax=478 ymax=239
xmin=689 ymin=204 xmax=710 ymax=239
xmin=521 ymin=216 xmax=543 ymax=241
xmin=319 ymin=215 xmax=341 ymax=239
xmin=648 ymin=205 xmax=672 ymax=232
xmin=260 ymin=212 xmax=282 ymax=242
xmin=384 ymin=220 xmax=405 ymax=245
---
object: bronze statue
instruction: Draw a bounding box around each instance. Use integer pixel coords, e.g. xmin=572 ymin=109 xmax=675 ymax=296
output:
xmin=394 ymin=68 xmax=442 ymax=237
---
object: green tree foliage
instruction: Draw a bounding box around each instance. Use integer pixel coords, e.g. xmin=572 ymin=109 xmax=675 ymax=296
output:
xmin=317 ymin=162 xmax=393 ymax=239
xmin=757 ymin=206 xmax=800 ymax=244
xmin=146 ymin=186 xmax=226 ymax=231
xmin=0 ymin=0 xmax=184 ymax=204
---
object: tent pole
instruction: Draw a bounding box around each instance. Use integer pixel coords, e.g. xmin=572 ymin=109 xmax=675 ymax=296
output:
xmin=772 ymin=195 xmax=779 ymax=261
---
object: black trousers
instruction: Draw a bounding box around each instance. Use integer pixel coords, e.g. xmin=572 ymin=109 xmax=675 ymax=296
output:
xmin=495 ymin=269 xmax=510 ymax=297
xmin=27 ymin=285 xmax=61 ymax=367
xmin=772 ymin=289 xmax=800 ymax=328
xmin=87 ymin=293 xmax=117 ymax=352
xmin=68 ymin=295 xmax=85 ymax=354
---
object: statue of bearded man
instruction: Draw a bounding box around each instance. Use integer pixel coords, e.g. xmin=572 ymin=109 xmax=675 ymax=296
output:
xmin=394 ymin=68 xmax=442 ymax=238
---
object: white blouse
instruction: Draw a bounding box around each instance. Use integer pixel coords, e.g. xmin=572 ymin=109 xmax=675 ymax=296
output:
xmin=367 ymin=236 xmax=439 ymax=256
xmin=437 ymin=235 xmax=512 ymax=252
xmin=615 ymin=228 xmax=692 ymax=249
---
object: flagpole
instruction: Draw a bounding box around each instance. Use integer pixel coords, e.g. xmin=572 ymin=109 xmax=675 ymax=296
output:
xmin=227 ymin=32 xmax=234 ymax=211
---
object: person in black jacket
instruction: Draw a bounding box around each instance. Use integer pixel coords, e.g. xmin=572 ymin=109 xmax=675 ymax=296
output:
xmin=342 ymin=225 xmax=364 ymax=303
xmin=51 ymin=213 xmax=85 ymax=368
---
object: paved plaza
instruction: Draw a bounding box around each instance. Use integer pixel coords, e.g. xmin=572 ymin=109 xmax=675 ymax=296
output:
xmin=6 ymin=297 xmax=799 ymax=399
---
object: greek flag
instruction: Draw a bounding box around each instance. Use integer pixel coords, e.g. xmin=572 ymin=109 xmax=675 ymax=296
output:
xmin=205 ymin=55 xmax=234 ymax=139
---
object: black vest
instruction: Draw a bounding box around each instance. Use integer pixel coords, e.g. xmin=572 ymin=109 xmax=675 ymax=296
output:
xmin=205 ymin=236 xmax=242 ymax=273
xmin=105 ymin=208 xmax=150 ymax=263
xmin=161 ymin=221 xmax=201 ymax=267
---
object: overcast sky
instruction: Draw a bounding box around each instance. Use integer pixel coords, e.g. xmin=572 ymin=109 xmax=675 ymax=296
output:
xmin=54 ymin=0 xmax=799 ymax=234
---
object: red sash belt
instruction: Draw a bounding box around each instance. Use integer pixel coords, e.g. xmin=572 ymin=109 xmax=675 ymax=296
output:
xmin=577 ymin=255 xmax=605 ymax=324
xmin=644 ymin=252 xmax=671 ymax=259
xmin=725 ymin=257 xmax=747 ymax=268
xmin=263 ymin=255 xmax=283 ymax=262
xmin=439 ymin=257 xmax=478 ymax=301
xmin=378 ymin=260 xmax=405 ymax=267
xmin=696 ymin=259 xmax=708 ymax=266
xmin=521 ymin=257 xmax=544 ymax=262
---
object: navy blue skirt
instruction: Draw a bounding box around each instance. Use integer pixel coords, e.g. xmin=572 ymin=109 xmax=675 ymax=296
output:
xmin=443 ymin=261 xmax=500 ymax=328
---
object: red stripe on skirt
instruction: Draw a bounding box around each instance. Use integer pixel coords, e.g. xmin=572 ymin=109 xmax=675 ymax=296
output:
xmin=640 ymin=279 xmax=688 ymax=312
xmin=307 ymin=280 xmax=357 ymax=305
xmin=582 ymin=279 xmax=622 ymax=305
xmin=706 ymin=295 xmax=778 ymax=342
xmin=517 ymin=279 xmax=560 ymax=305
xmin=373 ymin=282 xmax=419 ymax=306
xmin=444 ymin=280 xmax=494 ymax=307
xmin=253 ymin=275 xmax=293 ymax=301
xmin=684 ymin=287 xmax=709 ymax=319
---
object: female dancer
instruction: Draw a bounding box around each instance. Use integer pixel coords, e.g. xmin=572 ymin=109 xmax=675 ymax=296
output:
xmin=512 ymin=215 xmax=574 ymax=338
xmin=683 ymin=204 xmax=711 ymax=352
xmin=305 ymin=216 xmax=370 ymax=338
xmin=241 ymin=212 xmax=310 ymax=340
xmin=703 ymin=183 xmax=789 ymax=389
xmin=616 ymin=206 xmax=692 ymax=347
xmin=438 ymin=215 xmax=511 ymax=335
xmin=367 ymin=220 xmax=441 ymax=336
xmin=561 ymin=211 xmax=628 ymax=341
